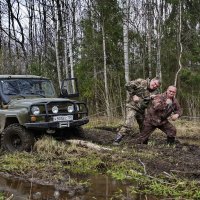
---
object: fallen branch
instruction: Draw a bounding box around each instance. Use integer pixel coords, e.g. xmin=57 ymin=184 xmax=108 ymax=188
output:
xmin=171 ymin=169 xmax=200 ymax=175
xmin=139 ymin=159 xmax=147 ymax=174
xmin=163 ymin=171 xmax=174 ymax=178
xmin=6 ymin=194 xmax=14 ymax=200
xmin=65 ymin=139 xmax=112 ymax=151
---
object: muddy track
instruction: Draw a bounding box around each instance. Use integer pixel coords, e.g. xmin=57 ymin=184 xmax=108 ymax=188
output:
xmin=1 ymin=127 xmax=200 ymax=188
xmin=81 ymin=127 xmax=200 ymax=180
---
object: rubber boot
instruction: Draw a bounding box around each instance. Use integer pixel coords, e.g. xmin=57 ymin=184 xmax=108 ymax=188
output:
xmin=143 ymin=139 xmax=149 ymax=144
xmin=167 ymin=137 xmax=175 ymax=145
xmin=113 ymin=133 xmax=124 ymax=145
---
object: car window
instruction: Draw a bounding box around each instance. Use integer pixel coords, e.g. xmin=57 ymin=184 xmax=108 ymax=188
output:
xmin=18 ymin=80 xmax=33 ymax=94
xmin=1 ymin=80 xmax=20 ymax=95
xmin=1 ymin=79 xmax=55 ymax=97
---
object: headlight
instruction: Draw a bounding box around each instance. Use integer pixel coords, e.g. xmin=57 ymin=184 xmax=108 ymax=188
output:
xmin=52 ymin=106 xmax=58 ymax=114
xmin=67 ymin=105 xmax=74 ymax=113
xmin=31 ymin=106 xmax=40 ymax=115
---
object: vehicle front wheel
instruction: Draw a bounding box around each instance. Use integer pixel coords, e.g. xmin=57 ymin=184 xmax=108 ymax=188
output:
xmin=1 ymin=124 xmax=35 ymax=152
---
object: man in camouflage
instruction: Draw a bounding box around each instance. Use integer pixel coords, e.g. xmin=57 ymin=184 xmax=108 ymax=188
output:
xmin=135 ymin=85 xmax=182 ymax=144
xmin=113 ymin=77 xmax=161 ymax=144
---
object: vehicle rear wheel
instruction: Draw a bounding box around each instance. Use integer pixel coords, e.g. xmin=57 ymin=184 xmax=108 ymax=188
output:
xmin=1 ymin=124 xmax=35 ymax=152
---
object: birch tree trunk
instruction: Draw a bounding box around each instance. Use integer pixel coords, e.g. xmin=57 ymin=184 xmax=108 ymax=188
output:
xmin=64 ymin=36 xmax=69 ymax=79
xmin=39 ymin=0 xmax=47 ymax=75
xmin=146 ymin=0 xmax=153 ymax=78
xmin=53 ymin=0 xmax=62 ymax=88
xmin=7 ymin=1 xmax=15 ymax=71
xmin=156 ymin=0 xmax=162 ymax=82
xmin=67 ymin=1 xmax=74 ymax=79
xmin=0 ymin=1 xmax=3 ymax=72
xmin=102 ymin=24 xmax=111 ymax=118
xmin=62 ymin=0 xmax=69 ymax=79
xmin=174 ymin=0 xmax=182 ymax=86
xmin=27 ymin=0 xmax=34 ymax=59
xmin=42 ymin=0 xmax=47 ymax=57
xmin=0 ymin=1 xmax=1 ymax=50
xmin=94 ymin=65 xmax=99 ymax=115
xmin=68 ymin=29 xmax=74 ymax=78
xmin=122 ymin=0 xmax=129 ymax=83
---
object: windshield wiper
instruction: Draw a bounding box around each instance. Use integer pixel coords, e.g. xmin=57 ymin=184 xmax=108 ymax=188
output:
xmin=24 ymin=92 xmax=46 ymax=98
xmin=5 ymin=92 xmax=18 ymax=95
xmin=15 ymin=94 xmax=26 ymax=99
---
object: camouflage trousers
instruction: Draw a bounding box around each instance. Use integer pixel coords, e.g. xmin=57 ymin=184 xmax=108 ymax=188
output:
xmin=118 ymin=107 xmax=144 ymax=136
xmin=135 ymin=120 xmax=176 ymax=143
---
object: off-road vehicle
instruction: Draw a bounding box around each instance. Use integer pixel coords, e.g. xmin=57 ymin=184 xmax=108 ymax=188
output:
xmin=0 ymin=75 xmax=89 ymax=152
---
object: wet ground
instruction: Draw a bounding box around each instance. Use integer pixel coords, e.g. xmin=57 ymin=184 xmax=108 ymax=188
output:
xmin=134 ymin=140 xmax=200 ymax=179
xmin=1 ymin=124 xmax=200 ymax=199
xmin=83 ymin=127 xmax=200 ymax=180
xmin=0 ymin=171 xmax=158 ymax=200
xmin=0 ymin=173 xmax=126 ymax=200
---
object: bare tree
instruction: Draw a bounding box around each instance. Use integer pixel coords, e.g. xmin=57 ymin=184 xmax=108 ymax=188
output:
xmin=27 ymin=0 xmax=35 ymax=59
xmin=122 ymin=0 xmax=130 ymax=83
xmin=42 ymin=0 xmax=47 ymax=56
xmin=0 ymin=1 xmax=1 ymax=50
xmin=68 ymin=23 xmax=75 ymax=79
xmin=102 ymin=23 xmax=111 ymax=118
xmin=61 ymin=0 xmax=70 ymax=79
xmin=52 ymin=0 xmax=62 ymax=88
xmin=0 ymin=1 xmax=3 ymax=72
xmin=6 ymin=0 xmax=27 ymax=73
xmin=146 ymin=0 xmax=154 ymax=78
xmin=174 ymin=0 xmax=182 ymax=86
xmin=155 ymin=0 xmax=162 ymax=82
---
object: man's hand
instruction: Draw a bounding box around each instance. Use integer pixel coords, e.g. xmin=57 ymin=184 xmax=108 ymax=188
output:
xmin=133 ymin=95 xmax=140 ymax=102
xmin=166 ymin=98 xmax=172 ymax=105
xmin=150 ymin=94 xmax=156 ymax=99
xmin=171 ymin=114 xmax=179 ymax=121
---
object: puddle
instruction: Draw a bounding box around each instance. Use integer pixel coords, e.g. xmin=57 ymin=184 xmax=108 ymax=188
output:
xmin=0 ymin=173 xmax=159 ymax=200
xmin=0 ymin=175 xmax=57 ymax=200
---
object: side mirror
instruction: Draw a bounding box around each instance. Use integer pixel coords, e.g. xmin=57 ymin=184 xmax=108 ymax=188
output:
xmin=60 ymin=78 xmax=79 ymax=98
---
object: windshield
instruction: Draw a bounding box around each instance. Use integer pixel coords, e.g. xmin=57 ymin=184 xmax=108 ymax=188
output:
xmin=1 ymin=79 xmax=56 ymax=98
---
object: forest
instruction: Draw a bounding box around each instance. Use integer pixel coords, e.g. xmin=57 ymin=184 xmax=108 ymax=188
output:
xmin=1 ymin=0 xmax=200 ymax=118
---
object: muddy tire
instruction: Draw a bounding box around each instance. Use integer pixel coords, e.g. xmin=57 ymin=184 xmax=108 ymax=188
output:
xmin=1 ymin=124 xmax=35 ymax=152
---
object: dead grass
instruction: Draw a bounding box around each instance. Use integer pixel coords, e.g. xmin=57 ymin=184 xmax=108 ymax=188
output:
xmin=85 ymin=116 xmax=123 ymax=129
xmin=34 ymin=136 xmax=68 ymax=156
xmin=2 ymin=118 xmax=200 ymax=199
xmin=175 ymin=119 xmax=200 ymax=137
xmin=86 ymin=117 xmax=200 ymax=140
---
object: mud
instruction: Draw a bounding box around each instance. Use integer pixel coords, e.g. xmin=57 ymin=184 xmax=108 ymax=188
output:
xmin=83 ymin=127 xmax=200 ymax=180
xmin=1 ymin=125 xmax=200 ymax=199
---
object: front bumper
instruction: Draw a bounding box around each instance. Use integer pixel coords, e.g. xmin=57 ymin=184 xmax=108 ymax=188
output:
xmin=25 ymin=117 xmax=89 ymax=129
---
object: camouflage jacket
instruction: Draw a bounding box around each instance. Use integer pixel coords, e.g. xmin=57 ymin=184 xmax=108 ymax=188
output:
xmin=125 ymin=78 xmax=159 ymax=113
xmin=144 ymin=92 xmax=182 ymax=126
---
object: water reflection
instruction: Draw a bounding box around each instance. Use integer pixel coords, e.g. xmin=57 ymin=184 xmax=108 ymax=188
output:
xmin=85 ymin=174 xmax=126 ymax=199
xmin=0 ymin=175 xmax=56 ymax=200
xmin=0 ymin=173 xmax=158 ymax=200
